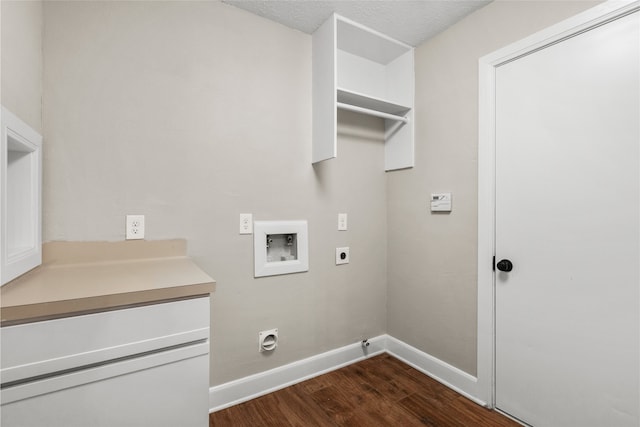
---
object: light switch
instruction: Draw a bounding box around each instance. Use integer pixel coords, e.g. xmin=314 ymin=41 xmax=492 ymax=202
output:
xmin=338 ymin=213 xmax=348 ymax=231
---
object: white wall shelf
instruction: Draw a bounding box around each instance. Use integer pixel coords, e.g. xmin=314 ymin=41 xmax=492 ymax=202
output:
xmin=337 ymin=89 xmax=411 ymax=119
xmin=313 ymin=14 xmax=415 ymax=171
xmin=1 ymin=106 xmax=42 ymax=286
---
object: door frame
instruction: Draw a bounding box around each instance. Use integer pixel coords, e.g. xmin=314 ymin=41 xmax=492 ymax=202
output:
xmin=476 ymin=0 xmax=639 ymax=408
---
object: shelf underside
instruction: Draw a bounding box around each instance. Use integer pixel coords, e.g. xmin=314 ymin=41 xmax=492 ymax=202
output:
xmin=336 ymin=17 xmax=411 ymax=65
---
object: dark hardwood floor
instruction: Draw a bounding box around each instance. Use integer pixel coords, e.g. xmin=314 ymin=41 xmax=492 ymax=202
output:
xmin=210 ymin=353 xmax=520 ymax=426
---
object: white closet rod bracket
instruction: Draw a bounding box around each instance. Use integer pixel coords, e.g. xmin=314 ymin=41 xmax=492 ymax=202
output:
xmin=336 ymin=103 xmax=409 ymax=124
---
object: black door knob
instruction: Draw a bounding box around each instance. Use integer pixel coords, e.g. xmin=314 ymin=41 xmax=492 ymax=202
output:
xmin=497 ymin=259 xmax=513 ymax=272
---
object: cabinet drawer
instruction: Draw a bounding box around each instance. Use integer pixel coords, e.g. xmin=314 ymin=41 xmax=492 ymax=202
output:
xmin=2 ymin=348 xmax=209 ymax=426
xmin=1 ymin=297 xmax=209 ymax=386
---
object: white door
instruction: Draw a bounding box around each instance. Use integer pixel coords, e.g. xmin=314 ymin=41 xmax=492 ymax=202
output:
xmin=495 ymin=10 xmax=639 ymax=427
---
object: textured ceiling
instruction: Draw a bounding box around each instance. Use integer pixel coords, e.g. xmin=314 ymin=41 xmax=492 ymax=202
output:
xmin=222 ymin=0 xmax=492 ymax=47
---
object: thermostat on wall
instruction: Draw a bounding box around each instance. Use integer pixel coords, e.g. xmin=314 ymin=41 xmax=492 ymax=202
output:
xmin=431 ymin=193 xmax=452 ymax=212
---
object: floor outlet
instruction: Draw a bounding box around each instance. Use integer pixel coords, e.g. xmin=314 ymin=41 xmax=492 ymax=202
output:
xmin=126 ymin=215 xmax=145 ymax=240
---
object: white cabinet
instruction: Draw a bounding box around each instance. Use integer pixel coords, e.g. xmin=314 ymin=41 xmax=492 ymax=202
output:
xmin=1 ymin=297 xmax=211 ymax=427
xmin=312 ymin=14 xmax=415 ymax=171
xmin=1 ymin=106 xmax=42 ymax=285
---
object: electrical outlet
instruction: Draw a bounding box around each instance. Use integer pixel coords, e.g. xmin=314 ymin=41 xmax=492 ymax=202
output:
xmin=239 ymin=213 xmax=253 ymax=234
xmin=126 ymin=215 xmax=145 ymax=240
xmin=336 ymin=247 xmax=350 ymax=265
xmin=338 ymin=213 xmax=348 ymax=231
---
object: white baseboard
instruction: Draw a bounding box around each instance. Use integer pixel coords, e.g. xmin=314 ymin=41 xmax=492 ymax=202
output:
xmin=209 ymin=335 xmax=386 ymax=412
xmin=209 ymin=334 xmax=484 ymax=412
xmin=384 ymin=335 xmax=486 ymax=407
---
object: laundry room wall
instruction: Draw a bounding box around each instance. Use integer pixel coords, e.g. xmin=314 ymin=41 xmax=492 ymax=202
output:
xmin=1 ymin=0 xmax=43 ymax=133
xmin=42 ymin=0 xmax=388 ymax=386
xmin=387 ymin=0 xmax=601 ymax=376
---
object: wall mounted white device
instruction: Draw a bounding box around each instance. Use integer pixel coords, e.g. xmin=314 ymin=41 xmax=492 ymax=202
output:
xmin=1 ymin=106 xmax=43 ymax=286
xmin=336 ymin=247 xmax=350 ymax=265
xmin=430 ymin=193 xmax=452 ymax=212
xmin=253 ymin=220 xmax=309 ymax=277
xmin=258 ymin=328 xmax=278 ymax=352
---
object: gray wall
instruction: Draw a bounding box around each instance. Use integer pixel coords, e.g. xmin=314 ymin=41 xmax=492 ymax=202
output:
xmin=11 ymin=0 xmax=604 ymax=388
xmin=387 ymin=0 xmax=600 ymax=376
xmin=1 ymin=0 xmax=42 ymax=133
xmin=42 ymin=1 xmax=387 ymax=385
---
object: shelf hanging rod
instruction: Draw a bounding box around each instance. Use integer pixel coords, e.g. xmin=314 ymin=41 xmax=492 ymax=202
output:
xmin=337 ymin=103 xmax=409 ymax=124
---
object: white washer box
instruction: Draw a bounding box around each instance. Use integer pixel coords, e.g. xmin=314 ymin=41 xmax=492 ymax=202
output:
xmin=253 ymin=220 xmax=309 ymax=277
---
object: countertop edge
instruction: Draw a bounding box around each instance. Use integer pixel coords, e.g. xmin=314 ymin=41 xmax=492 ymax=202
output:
xmin=1 ymin=281 xmax=215 ymax=327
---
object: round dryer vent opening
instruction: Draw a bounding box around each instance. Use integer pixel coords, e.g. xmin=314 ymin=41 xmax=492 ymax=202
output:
xmin=258 ymin=328 xmax=278 ymax=352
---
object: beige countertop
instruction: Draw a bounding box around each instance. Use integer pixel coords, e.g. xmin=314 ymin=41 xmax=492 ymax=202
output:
xmin=0 ymin=240 xmax=216 ymax=326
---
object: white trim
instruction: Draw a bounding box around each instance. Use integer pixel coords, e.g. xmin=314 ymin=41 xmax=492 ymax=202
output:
xmin=477 ymin=49 xmax=496 ymax=406
xmin=209 ymin=335 xmax=386 ymax=412
xmin=209 ymin=335 xmax=486 ymax=412
xmin=1 ymin=106 xmax=43 ymax=286
xmin=384 ymin=335 xmax=485 ymax=407
xmin=477 ymin=0 xmax=640 ymax=408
